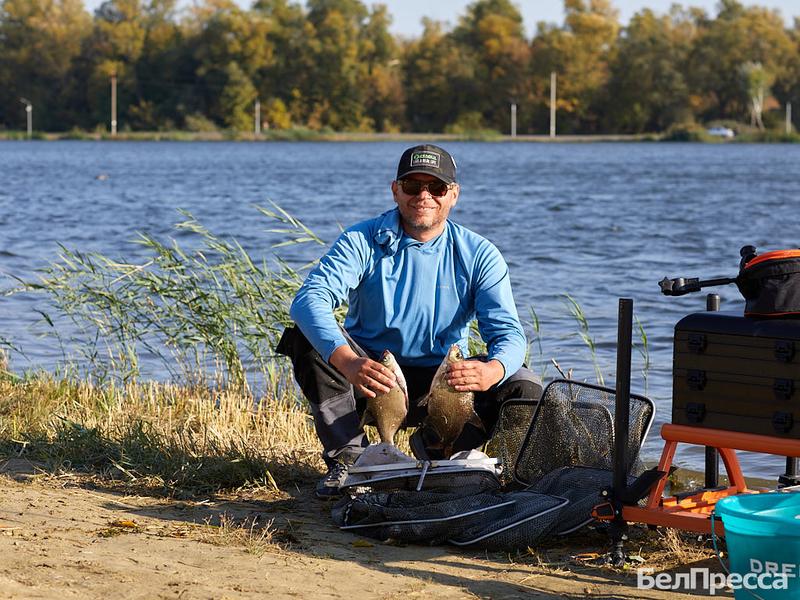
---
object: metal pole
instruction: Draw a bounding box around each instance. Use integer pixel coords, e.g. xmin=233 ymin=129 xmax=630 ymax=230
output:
xmin=787 ymin=103 xmax=793 ymax=135
xmin=19 ymin=98 xmax=32 ymax=139
xmin=610 ymin=297 xmax=633 ymax=567
xmin=704 ymin=293 xmax=720 ymax=488
xmin=255 ymin=99 xmax=261 ymax=135
xmin=510 ymin=103 xmax=517 ymax=138
xmin=549 ymin=71 xmax=557 ymax=138
xmin=111 ymin=73 xmax=117 ymax=136
xmin=613 ymin=298 xmax=633 ymax=496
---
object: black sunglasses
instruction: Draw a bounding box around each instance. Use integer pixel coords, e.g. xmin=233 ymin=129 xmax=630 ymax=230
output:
xmin=398 ymin=178 xmax=452 ymax=197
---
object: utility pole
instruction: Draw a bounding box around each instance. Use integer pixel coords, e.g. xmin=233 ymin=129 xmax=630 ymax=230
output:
xmin=549 ymin=71 xmax=557 ymax=138
xmin=254 ymin=99 xmax=261 ymax=135
xmin=787 ymin=102 xmax=793 ymax=135
xmin=110 ymin=72 xmax=117 ymax=136
xmin=19 ymin=98 xmax=32 ymax=139
xmin=510 ymin=102 xmax=517 ymax=138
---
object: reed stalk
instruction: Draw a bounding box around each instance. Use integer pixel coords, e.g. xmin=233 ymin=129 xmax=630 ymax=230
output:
xmin=563 ymin=294 xmax=604 ymax=386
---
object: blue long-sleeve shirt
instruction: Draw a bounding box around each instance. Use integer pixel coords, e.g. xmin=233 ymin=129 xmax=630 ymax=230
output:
xmin=289 ymin=208 xmax=526 ymax=383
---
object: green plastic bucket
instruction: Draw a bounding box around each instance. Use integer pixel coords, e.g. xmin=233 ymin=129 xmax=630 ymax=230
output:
xmin=716 ymin=493 xmax=800 ymax=599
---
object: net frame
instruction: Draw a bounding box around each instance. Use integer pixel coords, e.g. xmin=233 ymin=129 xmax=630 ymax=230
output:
xmin=512 ymin=379 xmax=655 ymax=487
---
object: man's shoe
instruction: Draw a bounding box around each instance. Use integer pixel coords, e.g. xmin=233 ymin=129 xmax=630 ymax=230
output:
xmin=314 ymin=460 xmax=350 ymax=500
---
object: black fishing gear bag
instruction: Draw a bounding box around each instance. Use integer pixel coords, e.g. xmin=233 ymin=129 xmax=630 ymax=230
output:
xmin=664 ymin=247 xmax=800 ymax=437
xmin=736 ymin=248 xmax=800 ymax=317
xmin=660 ymin=246 xmax=800 ymax=317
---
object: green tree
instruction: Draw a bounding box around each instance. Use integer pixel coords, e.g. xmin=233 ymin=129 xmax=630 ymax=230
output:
xmin=218 ymin=61 xmax=257 ymax=130
xmin=358 ymin=4 xmax=405 ymax=131
xmin=402 ymin=18 xmax=477 ymax=131
xmin=604 ymin=8 xmax=696 ymax=132
xmin=187 ymin=0 xmax=272 ymax=127
xmin=252 ymin=0 xmax=313 ymax=126
xmin=80 ymin=0 xmax=149 ymax=129
xmin=0 ymin=0 xmax=91 ymax=130
xmin=452 ymin=0 xmax=532 ymax=132
xmin=129 ymin=0 xmax=184 ymax=129
xmin=304 ymin=0 xmax=369 ymax=130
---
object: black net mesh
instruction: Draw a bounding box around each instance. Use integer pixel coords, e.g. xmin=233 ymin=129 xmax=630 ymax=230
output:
xmin=528 ymin=466 xmax=630 ymax=535
xmin=448 ymin=490 xmax=569 ymax=550
xmin=485 ymin=399 xmax=539 ymax=486
xmin=332 ymin=489 xmax=515 ymax=544
xmin=332 ymin=380 xmax=655 ymax=549
xmin=513 ymin=380 xmax=654 ymax=486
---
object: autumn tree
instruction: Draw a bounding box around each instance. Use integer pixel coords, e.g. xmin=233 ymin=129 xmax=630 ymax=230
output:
xmin=531 ymin=0 xmax=620 ymax=133
xmin=0 ymin=0 xmax=91 ymax=131
xmin=687 ymin=0 xmax=795 ymax=122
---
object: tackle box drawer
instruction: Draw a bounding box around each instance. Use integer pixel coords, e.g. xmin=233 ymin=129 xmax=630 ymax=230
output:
xmin=672 ymin=312 xmax=800 ymax=438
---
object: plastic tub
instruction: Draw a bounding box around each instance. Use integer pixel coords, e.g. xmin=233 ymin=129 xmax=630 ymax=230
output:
xmin=716 ymin=493 xmax=800 ymax=599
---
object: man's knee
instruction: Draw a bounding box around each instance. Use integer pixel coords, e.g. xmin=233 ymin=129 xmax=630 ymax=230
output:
xmin=276 ymin=325 xmax=351 ymax=405
xmin=499 ymin=367 xmax=543 ymax=401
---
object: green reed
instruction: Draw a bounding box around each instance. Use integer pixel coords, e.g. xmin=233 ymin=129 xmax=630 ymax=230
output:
xmin=526 ymin=306 xmax=549 ymax=380
xmin=563 ymin=293 xmax=605 ymax=386
xmin=20 ymin=204 xmax=324 ymax=392
xmin=10 ymin=204 xmax=650 ymax=394
xmin=635 ymin=315 xmax=651 ymax=393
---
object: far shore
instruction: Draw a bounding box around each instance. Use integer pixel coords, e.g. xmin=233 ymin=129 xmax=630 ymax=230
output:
xmin=2 ymin=128 xmax=797 ymax=143
xmin=0 ymin=130 xmax=655 ymax=142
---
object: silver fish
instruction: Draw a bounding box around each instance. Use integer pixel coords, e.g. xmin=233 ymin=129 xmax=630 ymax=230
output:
xmin=420 ymin=344 xmax=485 ymax=457
xmin=361 ymin=350 xmax=408 ymax=445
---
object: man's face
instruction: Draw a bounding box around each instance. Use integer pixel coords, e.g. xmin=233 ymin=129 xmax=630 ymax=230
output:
xmin=391 ymin=173 xmax=460 ymax=238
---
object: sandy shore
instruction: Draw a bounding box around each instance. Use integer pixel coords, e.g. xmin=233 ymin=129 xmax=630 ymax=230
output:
xmin=0 ymin=457 xmax=731 ymax=600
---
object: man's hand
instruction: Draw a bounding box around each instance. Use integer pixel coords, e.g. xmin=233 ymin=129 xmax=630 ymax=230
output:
xmin=329 ymin=345 xmax=397 ymax=399
xmin=446 ymin=358 xmax=504 ymax=392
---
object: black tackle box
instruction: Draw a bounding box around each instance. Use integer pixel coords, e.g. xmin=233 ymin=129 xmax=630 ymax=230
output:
xmin=673 ymin=312 xmax=800 ymax=438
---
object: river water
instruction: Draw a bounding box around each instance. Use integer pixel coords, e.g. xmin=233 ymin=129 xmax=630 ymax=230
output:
xmin=1 ymin=140 xmax=799 ymax=477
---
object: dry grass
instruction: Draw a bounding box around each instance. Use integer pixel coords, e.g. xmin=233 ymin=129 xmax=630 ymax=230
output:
xmin=515 ymin=522 xmax=719 ymax=578
xmin=0 ymin=375 xmax=323 ymax=497
xmin=198 ymin=513 xmax=288 ymax=557
xmin=0 ymin=372 xmax=416 ymax=497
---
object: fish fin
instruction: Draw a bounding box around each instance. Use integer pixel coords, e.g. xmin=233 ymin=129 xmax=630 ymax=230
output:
xmin=397 ymin=379 xmax=409 ymax=409
xmin=359 ymin=409 xmax=371 ymax=430
xmin=418 ymin=393 xmax=429 ymax=407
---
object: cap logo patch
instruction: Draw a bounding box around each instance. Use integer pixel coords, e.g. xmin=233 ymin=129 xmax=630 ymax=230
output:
xmin=410 ymin=151 xmax=440 ymax=169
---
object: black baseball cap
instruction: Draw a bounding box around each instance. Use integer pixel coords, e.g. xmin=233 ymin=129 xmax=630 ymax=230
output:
xmin=396 ymin=144 xmax=457 ymax=184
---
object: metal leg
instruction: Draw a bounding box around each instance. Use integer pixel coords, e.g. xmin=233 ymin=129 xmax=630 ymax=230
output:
xmin=779 ymin=457 xmax=800 ymax=488
xmin=704 ymin=294 xmax=720 ymax=489
xmin=705 ymin=446 xmax=720 ymax=488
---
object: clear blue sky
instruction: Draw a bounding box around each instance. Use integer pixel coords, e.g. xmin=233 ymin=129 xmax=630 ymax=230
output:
xmin=83 ymin=1 xmax=798 ymax=35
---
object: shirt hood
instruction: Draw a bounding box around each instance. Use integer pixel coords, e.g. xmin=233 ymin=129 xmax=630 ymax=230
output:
xmin=373 ymin=208 xmax=403 ymax=256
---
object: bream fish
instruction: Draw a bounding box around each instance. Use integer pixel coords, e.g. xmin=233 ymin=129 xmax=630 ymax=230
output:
xmin=420 ymin=344 xmax=485 ymax=457
xmin=361 ymin=350 xmax=408 ymax=445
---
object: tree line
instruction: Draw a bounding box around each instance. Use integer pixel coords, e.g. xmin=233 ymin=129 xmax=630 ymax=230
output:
xmin=0 ymin=0 xmax=798 ymax=134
